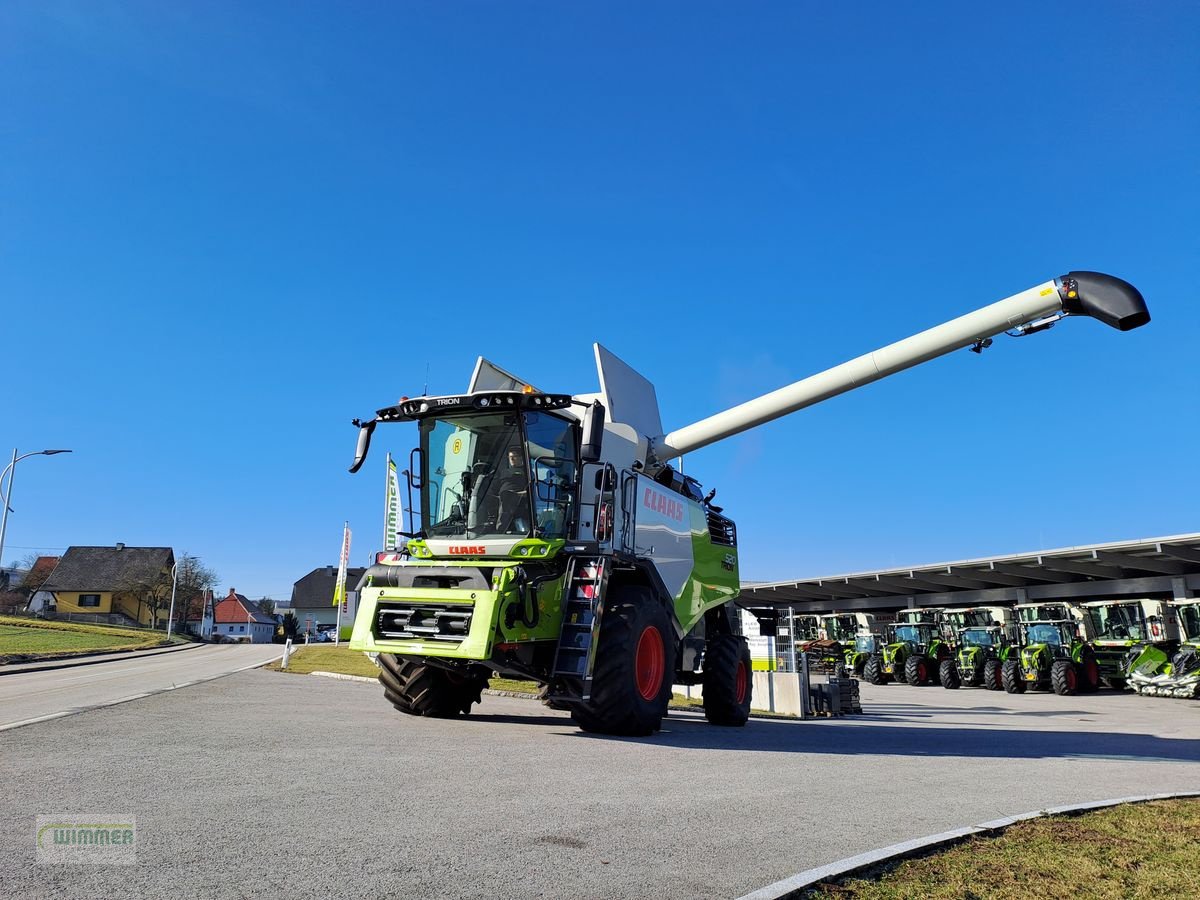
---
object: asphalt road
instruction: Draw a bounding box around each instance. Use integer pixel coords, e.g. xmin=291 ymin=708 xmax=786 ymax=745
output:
xmin=2 ymin=671 xmax=1198 ymax=899
xmin=0 ymin=644 xmax=282 ymax=730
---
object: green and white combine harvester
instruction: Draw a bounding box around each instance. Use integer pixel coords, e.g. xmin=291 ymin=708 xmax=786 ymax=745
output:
xmin=937 ymin=606 xmax=1015 ymax=690
xmin=345 ymin=272 xmax=1148 ymax=735
xmin=1129 ymin=600 xmax=1200 ymax=699
xmin=1081 ymin=598 xmax=1181 ymax=690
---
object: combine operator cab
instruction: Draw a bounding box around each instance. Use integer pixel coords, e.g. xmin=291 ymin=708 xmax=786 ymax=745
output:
xmin=1002 ymin=620 xmax=1100 ymax=696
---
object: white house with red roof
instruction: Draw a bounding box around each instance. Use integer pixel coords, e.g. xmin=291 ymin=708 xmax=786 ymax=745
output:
xmin=211 ymin=588 xmax=275 ymax=643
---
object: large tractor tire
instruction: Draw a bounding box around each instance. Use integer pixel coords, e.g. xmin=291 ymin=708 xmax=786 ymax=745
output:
xmin=863 ymin=655 xmax=885 ymax=685
xmin=702 ymin=634 xmax=752 ymax=727
xmin=905 ymin=655 xmax=930 ymax=686
xmin=939 ymin=659 xmax=960 ymax=689
xmin=983 ymin=658 xmax=1003 ymax=691
xmin=1078 ymin=651 xmax=1101 ymax=693
xmin=378 ymin=654 xmax=487 ymax=717
xmin=1051 ymin=660 xmax=1078 ymax=696
xmin=570 ymin=589 xmax=676 ymax=737
xmin=1002 ymin=659 xmax=1026 ymax=694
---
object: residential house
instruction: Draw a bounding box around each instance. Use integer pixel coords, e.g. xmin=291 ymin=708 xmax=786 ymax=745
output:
xmin=39 ymin=545 xmax=175 ymax=627
xmin=211 ymin=589 xmax=275 ymax=643
xmin=23 ymin=556 xmax=62 ymax=614
xmin=290 ymin=566 xmax=366 ymax=635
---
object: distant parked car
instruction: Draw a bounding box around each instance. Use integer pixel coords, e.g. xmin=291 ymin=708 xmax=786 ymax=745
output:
xmin=309 ymin=629 xmax=333 ymax=643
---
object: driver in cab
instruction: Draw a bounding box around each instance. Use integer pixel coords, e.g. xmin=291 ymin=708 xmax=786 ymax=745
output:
xmin=495 ymin=445 xmax=530 ymax=533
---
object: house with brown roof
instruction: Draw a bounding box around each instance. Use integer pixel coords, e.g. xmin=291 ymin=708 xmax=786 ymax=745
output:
xmin=290 ymin=565 xmax=366 ymax=636
xmin=39 ymin=544 xmax=175 ymax=627
xmin=211 ymin=589 xmax=275 ymax=643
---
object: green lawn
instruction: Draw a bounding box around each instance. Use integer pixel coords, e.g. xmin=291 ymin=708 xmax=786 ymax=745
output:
xmin=809 ymin=798 xmax=1200 ymax=899
xmin=0 ymin=616 xmax=164 ymax=661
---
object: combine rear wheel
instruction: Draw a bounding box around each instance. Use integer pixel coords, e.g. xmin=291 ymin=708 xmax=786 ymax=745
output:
xmin=702 ymin=634 xmax=752 ymax=726
xmin=983 ymin=659 xmax=1003 ymax=691
xmin=939 ymin=659 xmax=960 ymax=689
xmin=570 ymin=590 xmax=676 ymax=737
xmin=1001 ymin=659 xmax=1026 ymax=694
xmin=378 ymin=654 xmax=487 ymax=717
xmin=905 ymin=656 xmax=930 ymax=686
xmin=1051 ymin=660 xmax=1078 ymax=696
xmin=863 ymin=656 xmax=885 ymax=685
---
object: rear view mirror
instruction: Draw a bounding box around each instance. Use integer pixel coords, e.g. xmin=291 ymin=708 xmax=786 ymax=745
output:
xmin=349 ymin=419 xmax=377 ymax=473
xmin=580 ymin=401 xmax=606 ymax=463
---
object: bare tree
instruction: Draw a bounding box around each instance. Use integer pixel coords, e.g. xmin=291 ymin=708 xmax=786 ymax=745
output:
xmin=172 ymin=554 xmax=219 ymax=629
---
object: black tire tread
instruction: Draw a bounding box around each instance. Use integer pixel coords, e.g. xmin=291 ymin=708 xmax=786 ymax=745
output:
xmin=703 ymin=634 xmax=752 ymax=727
xmin=1002 ymin=659 xmax=1026 ymax=694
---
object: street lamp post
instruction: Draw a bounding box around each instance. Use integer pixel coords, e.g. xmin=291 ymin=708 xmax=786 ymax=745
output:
xmin=0 ymin=448 xmax=72 ymax=573
xmin=166 ymin=555 xmax=201 ymax=640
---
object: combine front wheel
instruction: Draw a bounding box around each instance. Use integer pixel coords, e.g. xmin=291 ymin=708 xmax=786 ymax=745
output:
xmin=570 ymin=590 xmax=676 ymax=737
xmin=702 ymin=634 xmax=752 ymax=727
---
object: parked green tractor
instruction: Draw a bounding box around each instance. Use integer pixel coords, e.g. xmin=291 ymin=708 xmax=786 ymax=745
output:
xmin=864 ymin=614 xmax=951 ymax=686
xmin=1001 ymin=620 xmax=1100 ymax=695
xmin=939 ymin=624 xmax=1014 ymax=690
xmin=844 ymin=631 xmax=885 ymax=676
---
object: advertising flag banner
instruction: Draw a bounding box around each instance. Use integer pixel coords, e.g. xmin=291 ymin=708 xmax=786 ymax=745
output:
xmin=333 ymin=522 xmax=351 ymax=608
xmin=385 ymin=454 xmax=401 ymax=551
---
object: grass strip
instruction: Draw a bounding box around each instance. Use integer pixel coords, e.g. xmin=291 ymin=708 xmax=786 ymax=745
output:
xmin=806 ymin=798 xmax=1200 ymax=899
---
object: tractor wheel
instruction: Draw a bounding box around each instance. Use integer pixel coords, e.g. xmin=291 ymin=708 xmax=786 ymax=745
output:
xmin=1078 ymin=651 xmax=1101 ymax=693
xmin=1051 ymin=660 xmax=1078 ymax=696
xmin=570 ymin=590 xmax=676 ymax=736
xmin=1102 ymin=677 xmax=1127 ymax=691
xmin=1002 ymin=659 xmax=1026 ymax=694
xmin=983 ymin=659 xmax=1003 ymax=691
xmin=864 ymin=656 xmax=885 ymax=685
xmin=904 ymin=656 xmax=929 ymax=686
xmin=702 ymin=633 xmax=752 ymax=727
xmin=939 ymin=659 xmax=960 ymax=690
xmin=377 ymin=654 xmax=487 ymax=717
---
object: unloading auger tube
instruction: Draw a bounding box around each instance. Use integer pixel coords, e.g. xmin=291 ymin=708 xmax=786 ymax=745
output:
xmin=647 ymin=271 xmax=1148 ymax=465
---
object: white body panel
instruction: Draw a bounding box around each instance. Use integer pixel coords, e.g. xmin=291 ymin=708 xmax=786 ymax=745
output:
xmin=632 ymin=474 xmax=696 ymax=601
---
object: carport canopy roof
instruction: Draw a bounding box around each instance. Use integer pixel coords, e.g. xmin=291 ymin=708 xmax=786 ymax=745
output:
xmin=739 ymin=532 xmax=1200 ymax=611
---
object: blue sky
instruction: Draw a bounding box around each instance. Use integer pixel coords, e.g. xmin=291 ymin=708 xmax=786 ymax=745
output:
xmin=2 ymin=2 xmax=1196 ymax=599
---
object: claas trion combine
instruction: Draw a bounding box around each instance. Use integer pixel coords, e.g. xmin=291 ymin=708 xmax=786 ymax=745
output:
xmin=345 ymin=272 xmax=1148 ymax=735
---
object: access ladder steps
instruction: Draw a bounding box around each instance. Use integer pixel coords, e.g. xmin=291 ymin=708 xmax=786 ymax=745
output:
xmin=551 ymin=557 xmax=611 ymax=700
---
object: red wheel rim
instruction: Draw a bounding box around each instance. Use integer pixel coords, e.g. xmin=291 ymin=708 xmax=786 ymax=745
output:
xmin=1086 ymin=659 xmax=1098 ymax=685
xmin=634 ymin=626 xmax=665 ymax=701
xmin=1066 ymin=667 xmax=1077 ymax=691
xmin=994 ymin=667 xmax=1003 ymax=688
xmin=916 ymin=660 xmax=927 ymax=682
xmin=734 ymin=659 xmax=748 ymax=704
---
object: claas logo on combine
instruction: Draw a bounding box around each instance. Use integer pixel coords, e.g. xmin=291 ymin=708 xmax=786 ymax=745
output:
xmin=642 ymin=487 xmax=685 ymax=522
xmin=448 ymin=545 xmax=486 ymax=555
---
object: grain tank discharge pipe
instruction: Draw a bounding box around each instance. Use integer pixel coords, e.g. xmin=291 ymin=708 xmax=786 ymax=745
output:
xmin=648 ymin=271 xmax=1148 ymax=465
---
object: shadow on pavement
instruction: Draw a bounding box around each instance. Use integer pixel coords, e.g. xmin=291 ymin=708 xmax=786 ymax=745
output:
xmin=574 ymin=716 xmax=1200 ymax=762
